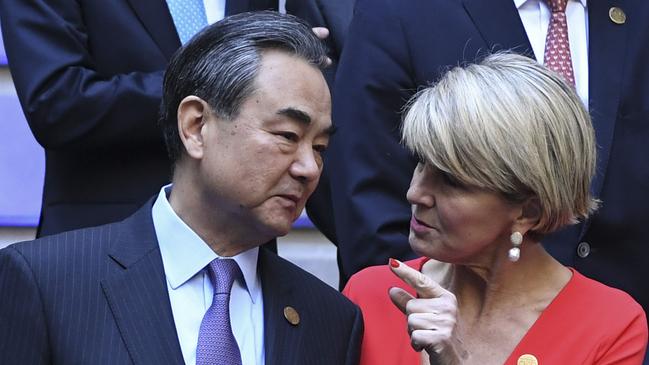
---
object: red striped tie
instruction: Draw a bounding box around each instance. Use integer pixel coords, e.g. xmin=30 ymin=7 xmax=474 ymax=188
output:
xmin=543 ymin=0 xmax=575 ymax=86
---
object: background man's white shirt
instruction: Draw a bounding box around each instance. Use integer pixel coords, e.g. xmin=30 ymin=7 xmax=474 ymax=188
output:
xmin=516 ymin=0 xmax=589 ymax=107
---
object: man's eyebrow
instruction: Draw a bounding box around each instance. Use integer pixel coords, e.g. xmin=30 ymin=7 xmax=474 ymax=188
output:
xmin=277 ymin=107 xmax=311 ymax=125
xmin=276 ymin=107 xmax=335 ymax=136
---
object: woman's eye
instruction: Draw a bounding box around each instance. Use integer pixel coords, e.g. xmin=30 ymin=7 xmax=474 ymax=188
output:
xmin=440 ymin=171 xmax=463 ymax=188
xmin=416 ymin=158 xmax=427 ymax=172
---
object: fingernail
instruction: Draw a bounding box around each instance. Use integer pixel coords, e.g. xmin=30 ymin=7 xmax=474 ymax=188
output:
xmin=389 ymin=258 xmax=400 ymax=268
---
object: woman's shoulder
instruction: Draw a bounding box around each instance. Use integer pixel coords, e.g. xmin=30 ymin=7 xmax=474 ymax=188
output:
xmin=528 ymin=269 xmax=649 ymax=363
xmin=567 ymin=270 xmax=644 ymax=316
xmin=558 ymin=269 xmax=647 ymax=337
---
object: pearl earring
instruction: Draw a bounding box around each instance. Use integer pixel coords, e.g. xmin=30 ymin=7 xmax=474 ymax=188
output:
xmin=508 ymin=231 xmax=523 ymax=262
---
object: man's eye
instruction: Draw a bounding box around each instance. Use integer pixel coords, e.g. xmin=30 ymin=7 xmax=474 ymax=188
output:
xmin=313 ymin=144 xmax=328 ymax=153
xmin=278 ymin=132 xmax=298 ymax=142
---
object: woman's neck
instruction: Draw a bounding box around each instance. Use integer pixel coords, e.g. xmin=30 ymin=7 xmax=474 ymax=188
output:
xmin=421 ymin=244 xmax=572 ymax=364
xmin=423 ymin=243 xmax=572 ymax=328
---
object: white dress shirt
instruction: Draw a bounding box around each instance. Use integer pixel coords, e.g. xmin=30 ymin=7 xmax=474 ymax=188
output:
xmin=515 ymin=0 xmax=589 ymax=107
xmin=152 ymin=185 xmax=265 ymax=365
xmin=204 ymin=0 xmax=226 ymax=24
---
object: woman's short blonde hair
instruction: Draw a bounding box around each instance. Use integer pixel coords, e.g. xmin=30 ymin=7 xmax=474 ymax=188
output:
xmin=402 ymin=52 xmax=599 ymax=234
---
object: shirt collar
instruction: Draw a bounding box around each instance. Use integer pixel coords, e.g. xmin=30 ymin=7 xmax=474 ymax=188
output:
xmin=514 ymin=0 xmax=587 ymax=9
xmin=152 ymin=184 xmax=261 ymax=303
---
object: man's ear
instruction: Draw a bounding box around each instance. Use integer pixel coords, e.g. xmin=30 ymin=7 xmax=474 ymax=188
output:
xmin=177 ymin=96 xmax=209 ymax=160
xmin=514 ymin=197 xmax=542 ymax=235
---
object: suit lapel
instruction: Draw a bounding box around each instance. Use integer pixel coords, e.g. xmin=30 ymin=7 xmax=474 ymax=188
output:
xmin=125 ymin=0 xmax=180 ymax=59
xmin=259 ymin=248 xmax=303 ymax=365
xmin=101 ymin=202 xmax=184 ymax=364
xmin=586 ymin=0 xmax=629 ymax=199
xmin=462 ymin=0 xmax=535 ymax=58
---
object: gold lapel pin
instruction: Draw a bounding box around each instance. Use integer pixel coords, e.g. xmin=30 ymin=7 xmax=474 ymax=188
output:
xmin=517 ymin=354 xmax=538 ymax=365
xmin=609 ymin=7 xmax=626 ymax=25
xmin=283 ymin=306 xmax=300 ymax=326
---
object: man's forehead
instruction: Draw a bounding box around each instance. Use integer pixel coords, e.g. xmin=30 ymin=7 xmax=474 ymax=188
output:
xmin=247 ymin=51 xmax=331 ymax=129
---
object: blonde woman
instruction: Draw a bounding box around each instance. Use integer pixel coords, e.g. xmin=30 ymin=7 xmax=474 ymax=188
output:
xmin=344 ymin=53 xmax=647 ymax=365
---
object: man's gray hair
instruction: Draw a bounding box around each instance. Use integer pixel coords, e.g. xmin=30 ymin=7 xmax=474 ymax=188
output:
xmin=160 ymin=11 xmax=328 ymax=162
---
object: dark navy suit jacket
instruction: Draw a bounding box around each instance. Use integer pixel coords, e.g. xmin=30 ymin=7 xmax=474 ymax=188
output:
xmin=0 ymin=200 xmax=363 ymax=364
xmin=0 ymin=0 xmax=276 ymax=237
xmin=287 ymin=0 xmax=355 ymax=88
xmin=331 ymin=0 xmax=649 ymax=318
xmin=286 ymin=0 xmax=356 ymax=245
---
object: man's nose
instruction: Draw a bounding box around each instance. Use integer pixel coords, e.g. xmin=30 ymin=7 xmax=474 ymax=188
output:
xmin=290 ymin=146 xmax=321 ymax=183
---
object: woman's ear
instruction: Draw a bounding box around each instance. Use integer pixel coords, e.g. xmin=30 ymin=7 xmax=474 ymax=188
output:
xmin=177 ymin=96 xmax=209 ymax=160
xmin=514 ymin=197 xmax=542 ymax=235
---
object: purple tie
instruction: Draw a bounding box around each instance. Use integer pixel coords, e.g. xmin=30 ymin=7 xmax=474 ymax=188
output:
xmin=196 ymin=259 xmax=243 ymax=365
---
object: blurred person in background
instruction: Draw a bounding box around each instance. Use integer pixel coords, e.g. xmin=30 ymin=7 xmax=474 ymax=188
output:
xmin=285 ymin=0 xmax=356 ymax=246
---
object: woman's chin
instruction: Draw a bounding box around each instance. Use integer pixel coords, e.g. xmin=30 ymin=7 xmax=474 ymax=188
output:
xmin=409 ymin=234 xmax=459 ymax=263
xmin=409 ymin=234 xmax=437 ymax=258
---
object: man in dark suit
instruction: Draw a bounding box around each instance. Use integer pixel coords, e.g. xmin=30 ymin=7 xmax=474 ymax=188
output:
xmin=331 ymin=0 xmax=649 ymax=322
xmin=0 ymin=12 xmax=362 ymax=364
xmin=287 ymin=0 xmax=354 ymax=87
xmin=0 ymin=0 xmax=276 ymax=237
xmin=286 ymin=0 xmax=355 ymax=244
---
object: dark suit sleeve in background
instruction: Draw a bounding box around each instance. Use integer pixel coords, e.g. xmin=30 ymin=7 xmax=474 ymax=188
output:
xmin=330 ymin=0 xmax=417 ymax=284
xmin=285 ymin=0 xmax=355 ymax=245
xmin=0 ymin=0 xmax=166 ymax=152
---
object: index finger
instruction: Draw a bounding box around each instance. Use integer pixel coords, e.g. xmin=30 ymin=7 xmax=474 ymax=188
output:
xmin=389 ymin=258 xmax=449 ymax=299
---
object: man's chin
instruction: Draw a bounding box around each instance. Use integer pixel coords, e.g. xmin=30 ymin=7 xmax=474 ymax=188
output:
xmin=271 ymin=222 xmax=293 ymax=237
xmin=251 ymin=209 xmax=298 ymax=240
xmin=259 ymin=219 xmax=294 ymax=239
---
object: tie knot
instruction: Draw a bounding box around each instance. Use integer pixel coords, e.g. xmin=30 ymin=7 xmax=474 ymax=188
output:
xmin=546 ymin=0 xmax=568 ymax=13
xmin=207 ymin=259 xmax=241 ymax=295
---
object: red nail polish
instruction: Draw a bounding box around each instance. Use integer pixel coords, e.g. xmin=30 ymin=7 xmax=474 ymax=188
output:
xmin=389 ymin=258 xmax=399 ymax=268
